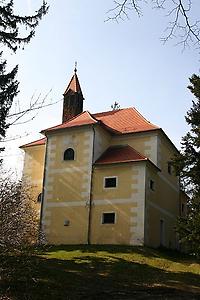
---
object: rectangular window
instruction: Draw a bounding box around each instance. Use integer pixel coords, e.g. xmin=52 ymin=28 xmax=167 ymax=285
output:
xmin=102 ymin=212 xmax=115 ymax=224
xmin=168 ymin=162 xmax=172 ymax=174
xmin=181 ymin=203 xmax=185 ymax=214
xmin=149 ymin=179 xmax=155 ymax=191
xmin=160 ymin=219 xmax=165 ymax=246
xmin=104 ymin=177 xmax=117 ymax=188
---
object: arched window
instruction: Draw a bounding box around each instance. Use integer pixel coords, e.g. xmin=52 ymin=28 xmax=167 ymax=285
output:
xmin=64 ymin=148 xmax=75 ymax=160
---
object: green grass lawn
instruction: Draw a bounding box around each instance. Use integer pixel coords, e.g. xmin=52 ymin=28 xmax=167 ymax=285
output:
xmin=1 ymin=245 xmax=200 ymax=299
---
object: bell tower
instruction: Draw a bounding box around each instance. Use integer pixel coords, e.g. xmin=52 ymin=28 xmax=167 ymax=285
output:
xmin=62 ymin=65 xmax=84 ymax=123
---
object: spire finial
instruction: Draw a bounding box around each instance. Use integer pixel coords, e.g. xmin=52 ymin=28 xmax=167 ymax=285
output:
xmin=74 ymin=61 xmax=77 ymax=73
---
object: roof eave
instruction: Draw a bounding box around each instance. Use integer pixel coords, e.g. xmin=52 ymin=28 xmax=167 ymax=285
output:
xmin=41 ymin=122 xmax=99 ymax=135
xmin=19 ymin=142 xmax=46 ymax=149
xmin=94 ymin=157 xmax=160 ymax=171
xmin=158 ymin=128 xmax=179 ymax=154
xmin=120 ymin=127 xmax=160 ymax=135
xmin=94 ymin=158 xmax=147 ymax=166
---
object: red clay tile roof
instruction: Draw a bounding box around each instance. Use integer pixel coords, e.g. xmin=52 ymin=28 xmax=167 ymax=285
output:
xmin=41 ymin=111 xmax=98 ymax=134
xmin=20 ymin=137 xmax=46 ymax=149
xmin=63 ymin=73 xmax=83 ymax=95
xmin=93 ymin=108 xmax=159 ymax=134
xmin=95 ymin=145 xmax=147 ymax=165
xmin=42 ymin=107 xmax=159 ymax=134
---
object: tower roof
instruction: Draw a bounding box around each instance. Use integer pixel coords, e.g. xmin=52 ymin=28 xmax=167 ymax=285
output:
xmin=63 ymin=68 xmax=83 ymax=95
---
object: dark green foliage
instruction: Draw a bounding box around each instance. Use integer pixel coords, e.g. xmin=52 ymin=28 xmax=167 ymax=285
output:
xmin=111 ymin=101 xmax=120 ymax=110
xmin=0 ymin=52 xmax=18 ymax=138
xmin=0 ymin=0 xmax=49 ymax=52
xmin=173 ymin=74 xmax=200 ymax=256
xmin=0 ymin=1 xmax=48 ymax=158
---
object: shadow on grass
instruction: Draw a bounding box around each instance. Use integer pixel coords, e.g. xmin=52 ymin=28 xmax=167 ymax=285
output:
xmin=40 ymin=244 xmax=198 ymax=263
xmin=1 ymin=251 xmax=200 ymax=300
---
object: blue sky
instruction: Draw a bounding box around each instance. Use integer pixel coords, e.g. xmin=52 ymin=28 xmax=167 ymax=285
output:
xmin=2 ymin=0 xmax=199 ymax=173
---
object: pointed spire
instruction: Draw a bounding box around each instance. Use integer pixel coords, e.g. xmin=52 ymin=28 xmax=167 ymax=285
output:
xmin=62 ymin=65 xmax=84 ymax=123
xmin=63 ymin=63 xmax=83 ymax=96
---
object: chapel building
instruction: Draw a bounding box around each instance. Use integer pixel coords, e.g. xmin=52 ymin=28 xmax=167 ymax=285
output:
xmin=20 ymin=68 xmax=186 ymax=247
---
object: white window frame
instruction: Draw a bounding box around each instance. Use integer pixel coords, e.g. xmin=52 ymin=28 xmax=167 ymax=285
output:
xmin=101 ymin=212 xmax=116 ymax=225
xmin=103 ymin=176 xmax=118 ymax=189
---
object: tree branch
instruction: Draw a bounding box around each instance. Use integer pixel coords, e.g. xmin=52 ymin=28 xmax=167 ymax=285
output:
xmin=107 ymin=0 xmax=200 ymax=51
xmin=106 ymin=0 xmax=142 ymax=22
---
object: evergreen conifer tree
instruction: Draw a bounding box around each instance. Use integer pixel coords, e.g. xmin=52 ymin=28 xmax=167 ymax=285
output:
xmin=0 ymin=1 xmax=48 ymax=157
xmin=174 ymin=74 xmax=200 ymax=256
xmin=0 ymin=53 xmax=18 ymax=154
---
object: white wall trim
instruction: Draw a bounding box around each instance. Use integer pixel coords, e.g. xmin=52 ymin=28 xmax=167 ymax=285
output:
xmin=93 ymin=198 xmax=136 ymax=205
xmin=48 ymin=166 xmax=88 ymax=174
xmin=46 ymin=201 xmax=86 ymax=207
xmin=129 ymin=165 xmax=146 ymax=246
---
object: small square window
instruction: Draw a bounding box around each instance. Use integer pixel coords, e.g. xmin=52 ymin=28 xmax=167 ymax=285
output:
xmin=149 ymin=179 xmax=155 ymax=191
xmin=102 ymin=212 xmax=115 ymax=224
xmin=104 ymin=177 xmax=117 ymax=188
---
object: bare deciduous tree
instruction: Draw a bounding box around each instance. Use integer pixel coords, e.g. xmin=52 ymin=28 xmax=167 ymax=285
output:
xmin=0 ymin=172 xmax=42 ymax=253
xmin=0 ymin=172 xmax=44 ymax=300
xmin=107 ymin=0 xmax=200 ymax=51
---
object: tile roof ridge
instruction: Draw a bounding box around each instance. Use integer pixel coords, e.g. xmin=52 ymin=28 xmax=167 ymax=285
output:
xmin=125 ymin=144 xmax=147 ymax=159
xmin=41 ymin=111 xmax=87 ymax=133
xmin=108 ymin=144 xmax=147 ymax=159
xmin=110 ymin=143 xmax=160 ymax=170
xmin=90 ymin=112 xmax=99 ymax=122
xmin=102 ymin=144 xmax=146 ymax=156
xmin=90 ymin=111 xmax=122 ymax=133
xmin=131 ymin=107 xmax=159 ymax=128
xmin=95 ymin=143 xmax=148 ymax=165
xmin=93 ymin=107 xmax=127 ymax=116
xmin=99 ymin=123 xmax=122 ymax=134
xmin=67 ymin=110 xmax=88 ymax=122
xmin=85 ymin=110 xmax=99 ymax=123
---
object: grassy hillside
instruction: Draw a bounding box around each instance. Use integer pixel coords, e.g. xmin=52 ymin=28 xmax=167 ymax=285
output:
xmin=1 ymin=245 xmax=200 ymax=299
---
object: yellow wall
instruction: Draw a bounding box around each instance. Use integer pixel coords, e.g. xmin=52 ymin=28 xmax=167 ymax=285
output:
xmin=45 ymin=206 xmax=88 ymax=244
xmin=42 ymin=126 xmax=94 ymax=244
xmin=93 ymin=125 xmax=111 ymax=162
xmin=111 ymin=131 xmax=158 ymax=166
xmin=21 ymin=124 xmax=181 ymax=248
xmin=91 ymin=162 xmax=146 ymax=245
xmin=90 ymin=203 xmax=134 ymax=244
xmin=145 ymin=132 xmax=180 ymax=249
xmin=92 ymin=164 xmax=133 ymax=200
xmin=22 ymin=144 xmax=45 ymax=204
